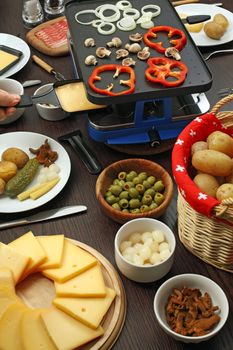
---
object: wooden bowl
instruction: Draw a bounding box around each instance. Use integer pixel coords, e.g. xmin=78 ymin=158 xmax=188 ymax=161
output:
xmin=96 ymin=158 xmax=174 ymax=224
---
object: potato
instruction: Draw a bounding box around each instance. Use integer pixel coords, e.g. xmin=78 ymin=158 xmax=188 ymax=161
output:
xmin=0 ymin=161 xmax=17 ymax=182
xmin=207 ymin=131 xmax=233 ymax=157
xmin=0 ymin=178 xmax=5 ymax=194
xmin=193 ymin=173 xmax=219 ymax=198
xmin=216 ymin=183 xmax=233 ymax=201
xmin=204 ymin=21 xmax=225 ymax=40
xmin=192 ymin=149 xmax=233 ymax=177
xmin=213 ymin=13 xmax=229 ymax=30
xmin=191 ymin=141 xmax=208 ymax=156
xmin=2 ymin=147 xmax=29 ymax=169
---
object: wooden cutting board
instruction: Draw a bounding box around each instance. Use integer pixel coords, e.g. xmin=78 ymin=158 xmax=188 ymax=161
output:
xmin=26 ymin=16 xmax=69 ymax=56
xmin=16 ymin=238 xmax=127 ymax=350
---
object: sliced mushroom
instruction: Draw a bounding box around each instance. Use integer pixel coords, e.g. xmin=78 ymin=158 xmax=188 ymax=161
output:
xmin=85 ymin=55 xmax=98 ymax=66
xmin=116 ymin=49 xmax=129 ymax=60
xmin=96 ymin=47 xmax=111 ymax=58
xmin=84 ymin=38 xmax=95 ymax=47
xmin=106 ymin=37 xmax=122 ymax=48
xmin=129 ymin=33 xmax=143 ymax=42
xmin=165 ymin=47 xmax=181 ymax=61
xmin=125 ymin=43 xmax=141 ymax=53
xmin=137 ymin=47 xmax=150 ymax=61
xmin=122 ymin=57 xmax=136 ymax=67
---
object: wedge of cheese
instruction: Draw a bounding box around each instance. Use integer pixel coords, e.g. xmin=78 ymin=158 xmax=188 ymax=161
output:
xmin=20 ymin=308 xmax=57 ymax=350
xmin=36 ymin=235 xmax=64 ymax=270
xmin=0 ymin=242 xmax=30 ymax=284
xmin=53 ymin=287 xmax=116 ymax=329
xmin=41 ymin=307 xmax=104 ymax=350
xmin=0 ymin=302 xmax=28 ymax=350
xmin=42 ymin=240 xmax=97 ymax=283
xmin=8 ymin=231 xmax=47 ymax=278
xmin=55 ymin=263 xmax=106 ymax=298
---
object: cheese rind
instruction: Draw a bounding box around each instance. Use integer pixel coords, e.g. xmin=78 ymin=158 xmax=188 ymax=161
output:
xmin=55 ymin=263 xmax=106 ymax=297
xmin=36 ymin=235 xmax=64 ymax=270
xmin=42 ymin=240 xmax=97 ymax=283
xmin=41 ymin=307 xmax=104 ymax=350
xmin=53 ymin=287 xmax=116 ymax=329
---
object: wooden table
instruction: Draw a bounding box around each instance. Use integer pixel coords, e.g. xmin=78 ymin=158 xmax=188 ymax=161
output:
xmin=0 ymin=1 xmax=233 ymax=349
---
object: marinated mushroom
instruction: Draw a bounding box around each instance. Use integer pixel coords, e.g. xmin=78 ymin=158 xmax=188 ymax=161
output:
xmin=122 ymin=57 xmax=136 ymax=66
xmin=137 ymin=47 xmax=150 ymax=60
xmin=129 ymin=32 xmax=143 ymax=42
xmin=125 ymin=43 xmax=141 ymax=53
xmin=106 ymin=37 xmax=122 ymax=48
xmin=85 ymin=55 xmax=98 ymax=66
xmin=116 ymin=48 xmax=129 ymax=59
xmin=96 ymin=47 xmax=111 ymax=58
xmin=165 ymin=47 xmax=181 ymax=61
xmin=84 ymin=38 xmax=96 ymax=47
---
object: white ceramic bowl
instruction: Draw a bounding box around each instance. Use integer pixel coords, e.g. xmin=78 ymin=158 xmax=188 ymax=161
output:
xmin=0 ymin=78 xmax=25 ymax=124
xmin=34 ymin=83 xmax=69 ymax=121
xmin=114 ymin=218 xmax=176 ymax=283
xmin=154 ymin=274 xmax=229 ymax=343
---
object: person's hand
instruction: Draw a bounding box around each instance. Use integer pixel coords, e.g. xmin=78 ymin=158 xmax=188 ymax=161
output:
xmin=0 ymin=89 xmax=21 ymax=121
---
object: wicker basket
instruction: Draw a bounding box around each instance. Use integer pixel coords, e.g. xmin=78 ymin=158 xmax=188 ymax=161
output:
xmin=177 ymin=94 xmax=233 ymax=273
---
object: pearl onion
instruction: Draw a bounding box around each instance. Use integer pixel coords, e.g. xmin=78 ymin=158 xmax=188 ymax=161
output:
xmin=120 ymin=240 xmax=132 ymax=253
xmin=160 ymin=249 xmax=170 ymax=261
xmin=141 ymin=231 xmax=152 ymax=243
xmin=129 ymin=232 xmax=141 ymax=245
xmin=152 ymin=230 xmax=165 ymax=243
xmin=159 ymin=242 xmax=170 ymax=252
xmin=149 ymin=252 xmax=161 ymax=265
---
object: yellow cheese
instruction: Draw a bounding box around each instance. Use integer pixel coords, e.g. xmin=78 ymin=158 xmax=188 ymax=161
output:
xmin=0 ymin=49 xmax=18 ymax=70
xmin=20 ymin=308 xmax=57 ymax=350
xmin=42 ymin=239 xmax=97 ymax=283
xmin=0 ymin=302 xmax=28 ymax=350
xmin=8 ymin=231 xmax=47 ymax=277
xmin=179 ymin=13 xmax=203 ymax=33
xmin=53 ymin=287 xmax=116 ymax=329
xmin=0 ymin=242 xmax=30 ymax=284
xmin=55 ymin=263 xmax=106 ymax=298
xmin=36 ymin=235 xmax=65 ymax=270
xmin=41 ymin=307 xmax=104 ymax=350
xmin=0 ymin=267 xmax=22 ymax=318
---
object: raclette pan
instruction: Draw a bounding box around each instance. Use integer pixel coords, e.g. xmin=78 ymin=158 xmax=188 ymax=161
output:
xmin=0 ymin=45 xmax=23 ymax=76
xmin=17 ymin=79 xmax=106 ymax=112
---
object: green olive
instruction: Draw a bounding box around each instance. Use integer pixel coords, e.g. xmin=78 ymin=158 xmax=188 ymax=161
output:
xmin=135 ymin=183 xmax=145 ymax=194
xmin=140 ymin=204 xmax=150 ymax=213
xmin=147 ymin=176 xmax=156 ymax=185
xmin=113 ymin=179 xmax=121 ymax=186
xmin=126 ymin=170 xmax=137 ymax=182
xmin=153 ymin=180 xmax=165 ymax=192
xmin=132 ymin=176 xmax=140 ymax=185
xmin=150 ymin=202 xmax=158 ymax=210
xmin=154 ymin=192 xmax=165 ymax=205
xmin=123 ymin=181 xmax=134 ymax=190
xmin=119 ymin=191 xmax=129 ymax=200
xmin=130 ymin=208 xmax=140 ymax=214
xmin=142 ymin=194 xmax=152 ymax=205
xmin=109 ymin=184 xmax=122 ymax=196
xmin=112 ymin=203 xmax=121 ymax=211
xmin=105 ymin=190 xmax=112 ymax=198
xmin=106 ymin=195 xmax=118 ymax=205
xmin=129 ymin=198 xmax=140 ymax=209
xmin=138 ymin=172 xmax=147 ymax=182
xmin=142 ymin=180 xmax=151 ymax=189
xmin=144 ymin=188 xmax=155 ymax=197
xmin=122 ymin=208 xmax=129 ymax=213
xmin=128 ymin=187 xmax=139 ymax=199
xmin=118 ymin=171 xmax=127 ymax=180
xmin=119 ymin=198 xmax=129 ymax=209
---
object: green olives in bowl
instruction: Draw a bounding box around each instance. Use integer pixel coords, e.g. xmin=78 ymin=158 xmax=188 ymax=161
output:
xmin=96 ymin=158 xmax=174 ymax=224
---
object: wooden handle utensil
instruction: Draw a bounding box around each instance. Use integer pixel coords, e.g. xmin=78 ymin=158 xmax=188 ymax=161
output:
xmin=32 ymin=55 xmax=54 ymax=74
xmin=172 ymin=0 xmax=200 ymax=6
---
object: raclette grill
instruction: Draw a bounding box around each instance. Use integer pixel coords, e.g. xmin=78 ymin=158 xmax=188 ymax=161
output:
xmin=65 ymin=0 xmax=212 ymax=145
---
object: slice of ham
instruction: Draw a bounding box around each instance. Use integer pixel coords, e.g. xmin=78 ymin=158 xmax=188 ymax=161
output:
xmin=35 ymin=18 xmax=68 ymax=49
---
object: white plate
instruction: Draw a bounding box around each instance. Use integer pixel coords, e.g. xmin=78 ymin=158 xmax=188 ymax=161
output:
xmin=0 ymin=33 xmax=31 ymax=78
xmin=175 ymin=4 xmax=233 ymax=47
xmin=0 ymin=132 xmax=71 ymax=213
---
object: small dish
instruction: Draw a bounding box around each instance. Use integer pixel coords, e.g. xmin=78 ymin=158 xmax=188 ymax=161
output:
xmin=114 ymin=218 xmax=176 ymax=283
xmin=154 ymin=273 xmax=229 ymax=343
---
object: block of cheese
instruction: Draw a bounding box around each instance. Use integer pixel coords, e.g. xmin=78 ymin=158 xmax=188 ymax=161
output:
xmin=36 ymin=235 xmax=64 ymax=270
xmin=20 ymin=308 xmax=57 ymax=350
xmin=0 ymin=302 xmax=28 ymax=350
xmin=42 ymin=239 xmax=97 ymax=283
xmin=0 ymin=242 xmax=30 ymax=284
xmin=41 ymin=307 xmax=104 ymax=350
xmin=55 ymin=263 xmax=106 ymax=298
xmin=53 ymin=287 xmax=116 ymax=329
xmin=8 ymin=231 xmax=47 ymax=278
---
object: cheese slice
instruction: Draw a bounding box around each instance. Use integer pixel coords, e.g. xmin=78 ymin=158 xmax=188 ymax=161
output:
xmin=41 ymin=307 xmax=104 ymax=350
xmin=36 ymin=235 xmax=64 ymax=270
xmin=55 ymin=263 xmax=106 ymax=298
xmin=42 ymin=240 xmax=97 ymax=283
xmin=0 ymin=302 xmax=28 ymax=350
xmin=8 ymin=231 xmax=47 ymax=277
xmin=0 ymin=267 xmax=22 ymax=318
xmin=179 ymin=13 xmax=203 ymax=33
xmin=0 ymin=242 xmax=30 ymax=284
xmin=20 ymin=308 xmax=57 ymax=350
xmin=53 ymin=287 xmax=116 ymax=329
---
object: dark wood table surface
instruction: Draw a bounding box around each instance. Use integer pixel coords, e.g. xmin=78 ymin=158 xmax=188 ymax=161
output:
xmin=0 ymin=0 xmax=233 ymax=349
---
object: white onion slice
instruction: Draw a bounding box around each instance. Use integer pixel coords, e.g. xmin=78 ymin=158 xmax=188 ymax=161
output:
xmin=97 ymin=22 xmax=116 ymax=35
xmin=117 ymin=20 xmax=136 ymax=31
xmin=74 ymin=9 xmax=96 ymax=25
xmin=97 ymin=4 xmax=121 ymax=22
xmin=136 ymin=13 xmax=152 ymax=24
xmin=123 ymin=8 xmax=140 ymax=20
xmin=116 ymin=1 xmax=132 ymax=11
xmin=140 ymin=20 xmax=154 ymax=29
xmin=118 ymin=16 xmax=135 ymax=28
xmin=141 ymin=5 xmax=161 ymax=18
xmin=92 ymin=19 xmax=103 ymax=28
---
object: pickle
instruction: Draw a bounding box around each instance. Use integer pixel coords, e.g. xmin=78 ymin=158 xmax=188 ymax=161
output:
xmin=5 ymin=158 xmax=40 ymax=198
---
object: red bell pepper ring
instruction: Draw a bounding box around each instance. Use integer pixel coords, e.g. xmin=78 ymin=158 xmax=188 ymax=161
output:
xmin=144 ymin=26 xmax=187 ymax=53
xmin=88 ymin=64 xmax=136 ymax=96
xmin=145 ymin=57 xmax=188 ymax=87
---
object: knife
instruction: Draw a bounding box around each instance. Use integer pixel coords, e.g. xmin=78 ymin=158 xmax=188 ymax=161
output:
xmin=0 ymin=205 xmax=87 ymax=230
xmin=182 ymin=15 xmax=211 ymax=24
xmin=32 ymin=55 xmax=65 ymax=81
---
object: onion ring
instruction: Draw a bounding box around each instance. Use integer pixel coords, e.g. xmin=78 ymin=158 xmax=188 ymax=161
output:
xmin=74 ymin=9 xmax=96 ymax=25
xmin=140 ymin=20 xmax=154 ymax=29
xmin=116 ymin=1 xmax=132 ymax=11
xmin=97 ymin=22 xmax=116 ymax=35
xmin=141 ymin=5 xmax=161 ymax=18
xmin=92 ymin=19 xmax=103 ymax=28
xmin=123 ymin=8 xmax=140 ymax=20
xmin=97 ymin=4 xmax=121 ymax=22
xmin=117 ymin=20 xmax=136 ymax=31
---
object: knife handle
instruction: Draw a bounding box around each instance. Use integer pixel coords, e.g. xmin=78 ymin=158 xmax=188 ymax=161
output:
xmin=32 ymin=55 xmax=54 ymax=74
xmin=172 ymin=0 xmax=199 ymax=6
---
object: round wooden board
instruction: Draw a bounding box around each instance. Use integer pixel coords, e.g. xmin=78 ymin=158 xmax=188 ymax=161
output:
xmin=107 ymin=139 xmax=175 ymax=155
xmin=16 ymin=238 xmax=126 ymax=350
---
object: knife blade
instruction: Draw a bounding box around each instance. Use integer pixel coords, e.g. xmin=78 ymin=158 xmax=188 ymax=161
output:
xmin=182 ymin=15 xmax=211 ymax=24
xmin=0 ymin=205 xmax=87 ymax=230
